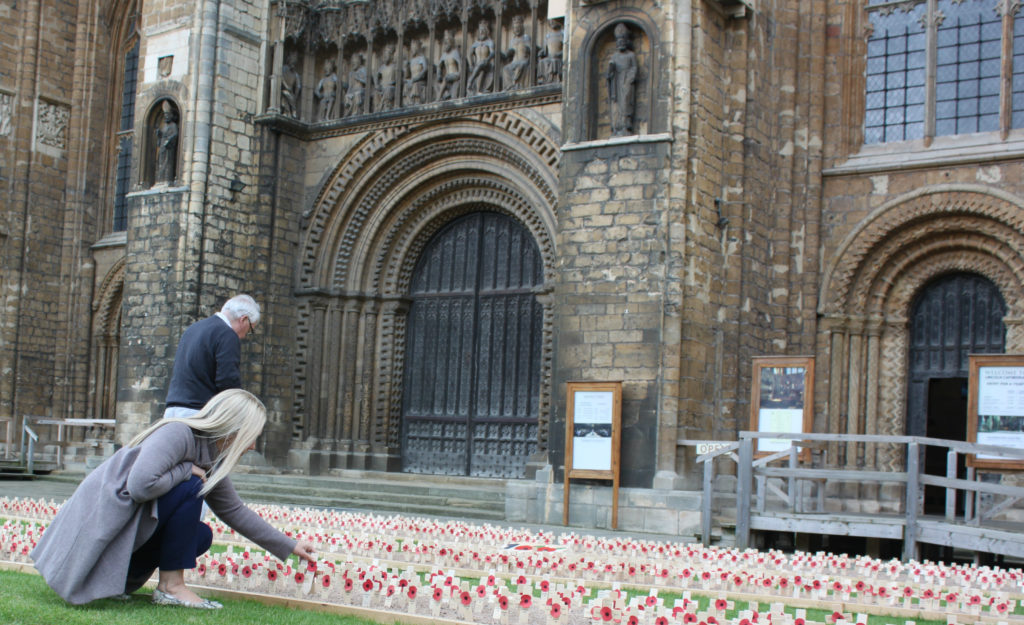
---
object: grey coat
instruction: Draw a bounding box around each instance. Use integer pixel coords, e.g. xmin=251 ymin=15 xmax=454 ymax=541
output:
xmin=30 ymin=421 xmax=296 ymax=604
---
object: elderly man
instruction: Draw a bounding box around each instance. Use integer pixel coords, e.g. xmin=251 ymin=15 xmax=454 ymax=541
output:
xmin=164 ymin=295 xmax=260 ymax=418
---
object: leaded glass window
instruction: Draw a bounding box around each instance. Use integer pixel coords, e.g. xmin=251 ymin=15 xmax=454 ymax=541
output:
xmin=865 ymin=0 xmax=1024 ymax=144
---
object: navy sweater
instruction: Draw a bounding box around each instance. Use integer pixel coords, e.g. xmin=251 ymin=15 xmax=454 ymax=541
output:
xmin=165 ymin=315 xmax=241 ymax=409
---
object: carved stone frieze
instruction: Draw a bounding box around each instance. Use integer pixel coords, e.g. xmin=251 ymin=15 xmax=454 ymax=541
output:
xmin=36 ymin=99 xmax=69 ymax=150
xmin=0 ymin=92 xmax=12 ymax=137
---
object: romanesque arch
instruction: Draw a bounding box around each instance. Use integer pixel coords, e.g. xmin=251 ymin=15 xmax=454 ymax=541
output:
xmin=818 ymin=185 xmax=1024 ymax=471
xmin=295 ymin=112 xmax=559 ymax=473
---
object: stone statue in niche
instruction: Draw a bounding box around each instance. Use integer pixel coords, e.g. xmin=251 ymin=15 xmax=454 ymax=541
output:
xmin=435 ymin=30 xmax=462 ymax=100
xmin=606 ymin=23 xmax=638 ymax=137
xmin=376 ymin=45 xmax=398 ymax=111
xmin=281 ymin=51 xmax=301 ymax=118
xmin=502 ymin=15 xmax=531 ymax=91
xmin=466 ymin=21 xmax=494 ymax=95
xmin=344 ymin=53 xmax=367 ymax=116
xmin=315 ymin=60 xmax=338 ymax=121
xmin=404 ymin=39 xmax=428 ymax=105
xmin=538 ymin=19 xmax=564 ymax=84
xmin=154 ymin=101 xmax=179 ymax=184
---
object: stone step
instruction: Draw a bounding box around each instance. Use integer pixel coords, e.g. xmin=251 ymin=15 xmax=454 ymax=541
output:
xmin=229 ymin=472 xmax=507 ymax=520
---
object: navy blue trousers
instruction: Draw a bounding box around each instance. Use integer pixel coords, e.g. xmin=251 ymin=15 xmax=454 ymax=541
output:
xmin=125 ymin=475 xmax=212 ymax=592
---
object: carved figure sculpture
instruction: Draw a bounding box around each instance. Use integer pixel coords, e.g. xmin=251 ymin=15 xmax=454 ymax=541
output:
xmin=344 ymin=53 xmax=367 ymax=116
xmin=281 ymin=52 xmax=301 ymax=118
xmin=502 ymin=15 xmax=531 ymax=91
xmin=606 ymin=23 xmax=638 ymax=137
xmin=315 ymin=60 xmax=338 ymax=121
xmin=404 ymin=39 xmax=428 ymax=105
xmin=376 ymin=45 xmax=398 ymax=111
xmin=466 ymin=21 xmax=494 ymax=95
xmin=154 ymin=101 xmax=179 ymax=184
xmin=435 ymin=31 xmax=462 ymax=100
xmin=538 ymin=19 xmax=564 ymax=84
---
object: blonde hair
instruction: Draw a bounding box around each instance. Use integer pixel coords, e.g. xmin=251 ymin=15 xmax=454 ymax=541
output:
xmin=130 ymin=389 xmax=267 ymax=495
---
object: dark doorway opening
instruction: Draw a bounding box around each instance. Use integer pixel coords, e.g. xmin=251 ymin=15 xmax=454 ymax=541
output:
xmin=923 ymin=377 xmax=968 ymax=515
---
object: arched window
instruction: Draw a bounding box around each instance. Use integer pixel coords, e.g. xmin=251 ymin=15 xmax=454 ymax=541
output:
xmin=109 ymin=4 xmax=141 ymax=231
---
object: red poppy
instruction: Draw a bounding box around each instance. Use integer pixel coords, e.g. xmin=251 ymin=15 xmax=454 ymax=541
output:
xmin=794 ymin=619 xmax=804 ymax=625
xmin=322 ymin=574 xmax=331 ymax=588
xmin=407 ymin=585 xmax=418 ymax=600
xmin=362 ymin=579 xmax=374 ymax=592
xmin=628 ymin=616 xmax=639 ymax=625
xmin=499 ymin=595 xmax=510 ymax=610
xmin=539 ymin=580 xmax=550 ymax=592
xmin=707 ymin=617 xmax=718 ymax=625
xmin=655 ymin=617 xmax=669 ymax=625
xmin=855 ymin=580 xmax=866 ymax=592
xmin=307 ymin=560 xmax=317 ymax=572
xmin=550 ymin=603 xmax=562 ymax=618
xmin=684 ymin=612 xmax=698 ymax=623
xmin=520 ymin=594 xmax=532 ymax=608
xmin=601 ymin=606 xmax=614 ymax=621
xmin=517 ymin=575 xmax=527 ymax=585
xmin=294 ymin=571 xmax=305 ymax=584
xmin=217 ymin=564 xmax=227 ymax=576
xmin=476 ymin=585 xmax=487 ymax=598
xmin=461 ymin=591 xmax=472 ymax=606
xmin=903 ymin=586 xmax=914 ymax=597
xmin=945 ymin=592 xmax=957 ymax=603
xmin=241 ymin=565 xmax=252 ymax=578
xmin=740 ymin=619 xmax=751 ymax=625
xmin=830 ymin=611 xmax=844 ymax=623
xmin=996 ymin=602 xmax=1009 ymax=614
xmin=197 ymin=563 xmax=207 ymax=576
xmin=344 ymin=577 xmax=354 ymax=592
xmin=645 ymin=596 xmax=657 ymax=607
xmin=715 ymin=599 xmax=728 ymax=611
xmin=268 ymin=569 xmax=278 ymax=581
xmin=398 ymin=578 xmax=408 ymax=588
xmin=231 ymin=563 xmax=239 ymax=575
xmin=702 ymin=571 xmax=712 ymax=580
xmin=969 ymin=595 xmax=981 ymax=605
xmin=387 ymin=585 xmax=396 ymax=597
xmin=779 ymin=578 xmax=789 ymax=588
xmin=432 ymin=587 xmax=443 ymax=602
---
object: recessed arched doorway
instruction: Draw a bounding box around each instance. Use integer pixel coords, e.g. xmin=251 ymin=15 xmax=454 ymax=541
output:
xmin=907 ymin=272 xmax=1006 ymax=513
xmin=401 ymin=212 xmax=543 ymax=478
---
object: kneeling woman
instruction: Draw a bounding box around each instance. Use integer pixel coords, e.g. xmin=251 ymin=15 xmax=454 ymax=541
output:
xmin=32 ymin=389 xmax=316 ymax=609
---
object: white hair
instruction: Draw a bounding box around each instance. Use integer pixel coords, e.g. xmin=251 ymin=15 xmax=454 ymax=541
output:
xmin=221 ymin=294 xmax=260 ymax=325
xmin=130 ymin=389 xmax=267 ymax=495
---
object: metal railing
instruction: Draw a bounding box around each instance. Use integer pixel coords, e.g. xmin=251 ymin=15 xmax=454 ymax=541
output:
xmin=696 ymin=432 xmax=1024 ymax=561
xmin=20 ymin=422 xmax=38 ymax=476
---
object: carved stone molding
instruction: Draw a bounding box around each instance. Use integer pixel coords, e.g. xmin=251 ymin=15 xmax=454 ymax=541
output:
xmin=821 ymin=185 xmax=1024 ymax=315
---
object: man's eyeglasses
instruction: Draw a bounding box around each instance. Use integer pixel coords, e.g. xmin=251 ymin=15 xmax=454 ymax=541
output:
xmin=246 ymin=318 xmax=256 ymax=335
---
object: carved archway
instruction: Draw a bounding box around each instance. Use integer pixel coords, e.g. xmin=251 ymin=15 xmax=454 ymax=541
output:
xmin=295 ymin=112 xmax=559 ymax=473
xmin=818 ymin=185 xmax=1024 ymax=471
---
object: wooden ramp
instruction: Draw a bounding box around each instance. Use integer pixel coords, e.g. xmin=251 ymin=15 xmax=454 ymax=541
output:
xmin=697 ymin=433 xmax=1024 ymax=561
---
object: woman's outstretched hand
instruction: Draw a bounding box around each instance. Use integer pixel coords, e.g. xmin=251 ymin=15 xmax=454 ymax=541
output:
xmin=292 ymin=540 xmax=317 ymax=563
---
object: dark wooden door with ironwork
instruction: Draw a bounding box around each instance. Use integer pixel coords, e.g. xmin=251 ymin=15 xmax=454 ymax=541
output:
xmin=907 ymin=272 xmax=1005 ymax=513
xmin=401 ymin=212 xmax=543 ymax=478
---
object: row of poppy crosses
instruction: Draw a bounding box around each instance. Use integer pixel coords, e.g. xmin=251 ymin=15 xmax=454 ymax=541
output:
xmin=2 ymin=497 xmax=1022 ymax=623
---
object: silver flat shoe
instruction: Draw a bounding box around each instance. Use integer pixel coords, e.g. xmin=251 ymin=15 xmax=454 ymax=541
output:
xmin=152 ymin=588 xmax=223 ymax=610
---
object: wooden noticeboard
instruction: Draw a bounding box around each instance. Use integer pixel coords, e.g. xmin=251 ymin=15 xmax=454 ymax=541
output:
xmin=967 ymin=354 xmax=1024 ymax=470
xmin=564 ymin=381 xmax=621 ymax=529
xmin=749 ymin=356 xmax=814 ymax=461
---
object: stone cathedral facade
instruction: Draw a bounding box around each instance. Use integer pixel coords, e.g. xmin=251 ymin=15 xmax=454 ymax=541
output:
xmin=3 ymin=0 xmax=1024 ymax=532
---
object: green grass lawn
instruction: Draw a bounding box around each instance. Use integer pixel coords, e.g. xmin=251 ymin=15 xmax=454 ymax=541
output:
xmin=0 ymin=569 xmax=382 ymax=625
